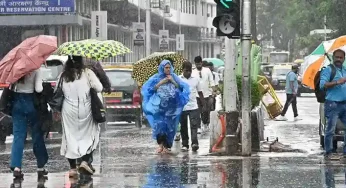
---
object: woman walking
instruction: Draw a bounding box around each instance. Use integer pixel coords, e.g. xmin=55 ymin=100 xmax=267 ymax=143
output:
xmin=141 ymin=60 xmax=190 ymax=153
xmin=59 ymin=56 xmax=103 ymax=177
xmin=10 ymin=69 xmax=49 ymax=179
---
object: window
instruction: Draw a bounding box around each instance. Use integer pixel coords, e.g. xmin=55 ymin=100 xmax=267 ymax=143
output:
xmin=105 ymin=70 xmax=135 ymax=87
xmin=207 ymin=4 xmax=211 ymax=17
xmin=40 ymin=61 xmax=64 ymax=81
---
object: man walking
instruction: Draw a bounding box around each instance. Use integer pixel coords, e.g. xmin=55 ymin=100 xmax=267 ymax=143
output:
xmin=276 ymin=64 xmax=300 ymax=121
xmin=180 ymin=61 xmax=205 ymax=152
xmin=193 ymin=56 xmax=215 ymax=134
xmin=320 ymin=49 xmax=346 ymax=160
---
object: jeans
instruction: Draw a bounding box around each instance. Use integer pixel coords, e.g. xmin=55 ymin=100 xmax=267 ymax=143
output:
xmin=179 ymin=109 xmax=201 ymax=148
xmin=197 ymin=96 xmax=213 ymax=126
xmin=11 ymin=93 xmax=48 ymax=169
xmin=281 ymin=94 xmax=298 ymax=117
xmin=324 ymin=100 xmax=346 ymax=154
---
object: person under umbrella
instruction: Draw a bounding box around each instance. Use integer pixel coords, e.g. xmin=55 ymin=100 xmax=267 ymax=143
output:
xmin=141 ymin=60 xmax=190 ymax=153
xmin=58 ymin=56 xmax=103 ymax=177
xmin=0 ymin=35 xmax=58 ymax=179
xmin=10 ymin=69 xmax=49 ymax=179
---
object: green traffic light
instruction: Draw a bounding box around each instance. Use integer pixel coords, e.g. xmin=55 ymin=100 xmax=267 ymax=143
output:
xmin=221 ymin=0 xmax=232 ymax=9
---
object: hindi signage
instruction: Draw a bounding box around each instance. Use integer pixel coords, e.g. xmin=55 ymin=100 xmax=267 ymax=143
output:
xmin=0 ymin=0 xmax=75 ymax=14
xmin=159 ymin=30 xmax=169 ymax=50
xmin=91 ymin=11 xmax=108 ymax=41
xmin=132 ymin=22 xmax=145 ymax=46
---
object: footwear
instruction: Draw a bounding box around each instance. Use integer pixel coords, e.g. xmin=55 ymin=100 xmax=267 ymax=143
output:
xmin=37 ymin=168 xmax=48 ymax=177
xmin=192 ymin=144 xmax=199 ymax=152
xmin=276 ymin=115 xmax=288 ymax=121
xmin=90 ymin=164 xmax=96 ymax=173
xmin=181 ymin=146 xmax=189 ymax=152
xmin=175 ymin=133 xmax=181 ymax=141
xmin=294 ymin=117 xmax=302 ymax=121
xmin=13 ymin=170 xmax=24 ymax=179
xmin=79 ymin=161 xmax=94 ymax=175
xmin=69 ymin=169 xmax=78 ymax=178
xmin=325 ymin=153 xmax=340 ymax=160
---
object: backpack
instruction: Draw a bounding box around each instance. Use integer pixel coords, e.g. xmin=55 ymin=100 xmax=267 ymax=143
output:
xmin=314 ymin=64 xmax=336 ymax=103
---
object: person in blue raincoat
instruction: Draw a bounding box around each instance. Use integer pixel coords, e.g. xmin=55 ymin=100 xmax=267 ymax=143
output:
xmin=141 ymin=59 xmax=190 ymax=154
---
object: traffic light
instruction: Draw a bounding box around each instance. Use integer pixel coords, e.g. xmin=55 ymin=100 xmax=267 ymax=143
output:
xmin=213 ymin=0 xmax=240 ymax=39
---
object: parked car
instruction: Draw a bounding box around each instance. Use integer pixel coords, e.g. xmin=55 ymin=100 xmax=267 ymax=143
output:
xmin=297 ymin=67 xmax=314 ymax=97
xmin=319 ymin=103 xmax=343 ymax=151
xmin=271 ymin=64 xmax=292 ymax=90
xmin=0 ymin=55 xmax=66 ymax=143
xmin=103 ymin=67 xmax=143 ymax=127
xmin=260 ymin=64 xmax=274 ymax=82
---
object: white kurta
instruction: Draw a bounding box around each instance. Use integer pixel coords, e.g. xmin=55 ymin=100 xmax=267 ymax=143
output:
xmin=60 ymin=69 xmax=103 ymax=159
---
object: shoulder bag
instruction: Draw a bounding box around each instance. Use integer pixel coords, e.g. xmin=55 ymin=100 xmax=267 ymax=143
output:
xmin=48 ymin=73 xmax=65 ymax=112
xmin=0 ymin=85 xmax=14 ymax=116
xmin=86 ymin=70 xmax=106 ymax=124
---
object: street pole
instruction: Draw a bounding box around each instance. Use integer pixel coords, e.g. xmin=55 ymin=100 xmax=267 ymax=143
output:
xmin=224 ymin=38 xmax=239 ymax=155
xmin=98 ymin=0 xmax=100 ymax=11
xmin=138 ymin=2 xmax=141 ymax=61
xmin=146 ymin=0 xmax=151 ymax=56
xmin=324 ymin=15 xmax=327 ymax=41
xmin=241 ymin=0 xmax=252 ymax=156
xmin=162 ymin=0 xmax=166 ymax=30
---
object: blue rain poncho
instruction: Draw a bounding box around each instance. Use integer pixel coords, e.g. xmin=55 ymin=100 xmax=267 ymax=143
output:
xmin=141 ymin=60 xmax=190 ymax=148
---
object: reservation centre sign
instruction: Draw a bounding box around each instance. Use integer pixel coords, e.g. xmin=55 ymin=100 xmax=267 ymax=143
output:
xmin=0 ymin=0 xmax=75 ymax=14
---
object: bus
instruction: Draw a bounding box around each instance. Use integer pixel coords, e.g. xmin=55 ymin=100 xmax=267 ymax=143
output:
xmin=269 ymin=51 xmax=290 ymax=64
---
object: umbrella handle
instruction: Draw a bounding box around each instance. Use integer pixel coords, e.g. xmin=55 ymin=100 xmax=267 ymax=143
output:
xmin=325 ymin=53 xmax=332 ymax=62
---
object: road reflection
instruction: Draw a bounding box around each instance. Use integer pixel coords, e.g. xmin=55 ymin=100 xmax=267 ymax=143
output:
xmin=322 ymin=164 xmax=346 ymax=187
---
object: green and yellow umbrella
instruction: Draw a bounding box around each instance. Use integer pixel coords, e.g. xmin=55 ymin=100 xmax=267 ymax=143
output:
xmin=56 ymin=39 xmax=132 ymax=60
xmin=133 ymin=52 xmax=185 ymax=85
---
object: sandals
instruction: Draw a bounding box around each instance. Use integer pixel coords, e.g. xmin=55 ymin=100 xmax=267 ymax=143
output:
xmin=157 ymin=145 xmax=164 ymax=153
xmin=13 ymin=170 xmax=24 ymax=179
xmin=37 ymin=168 xmax=49 ymax=177
xmin=69 ymin=169 xmax=78 ymax=178
xmin=161 ymin=148 xmax=170 ymax=154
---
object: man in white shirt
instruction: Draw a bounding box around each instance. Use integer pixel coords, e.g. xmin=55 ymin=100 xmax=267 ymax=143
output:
xmin=193 ymin=56 xmax=215 ymax=133
xmin=179 ymin=61 xmax=205 ymax=152
xmin=207 ymin=62 xmax=221 ymax=111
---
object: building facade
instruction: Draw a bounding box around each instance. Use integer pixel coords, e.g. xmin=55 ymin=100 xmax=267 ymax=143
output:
xmin=0 ymin=0 xmax=221 ymax=62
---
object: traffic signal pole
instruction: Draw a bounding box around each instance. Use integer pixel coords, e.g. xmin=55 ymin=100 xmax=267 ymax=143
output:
xmin=224 ymin=38 xmax=239 ymax=155
xmin=241 ymin=0 xmax=252 ymax=156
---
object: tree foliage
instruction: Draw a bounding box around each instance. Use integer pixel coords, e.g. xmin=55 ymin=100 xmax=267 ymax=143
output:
xmin=256 ymin=0 xmax=345 ymax=56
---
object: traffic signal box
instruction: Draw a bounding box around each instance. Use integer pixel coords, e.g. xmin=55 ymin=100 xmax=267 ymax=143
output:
xmin=213 ymin=0 xmax=240 ymax=39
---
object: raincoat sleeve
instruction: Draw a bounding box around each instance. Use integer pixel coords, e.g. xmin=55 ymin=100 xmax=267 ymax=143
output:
xmin=35 ymin=69 xmax=43 ymax=93
xmin=141 ymin=74 xmax=159 ymax=106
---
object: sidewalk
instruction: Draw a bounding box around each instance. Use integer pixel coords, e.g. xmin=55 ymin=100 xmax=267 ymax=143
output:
xmin=0 ymin=126 xmax=212 ymax=187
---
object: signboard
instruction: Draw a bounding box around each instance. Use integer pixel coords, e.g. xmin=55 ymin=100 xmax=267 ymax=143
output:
xmin=176 ymin=34 xmax=184 ymax=51
xmin=0 ymin=0 xmax=75 ymax=14
xmin=132 ymin=22 xmax=145 ymax=46
xmin=91 ymin=11 xmax=108 ymax=41
xmin=159 ymin=30 xmax=169 ymax=50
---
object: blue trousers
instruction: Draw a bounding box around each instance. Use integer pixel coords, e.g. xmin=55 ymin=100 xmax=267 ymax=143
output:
xmin=324 ymin=100 xmax=346 ymax=154
xmin=10 ymin=93 xmax=48 ymax=169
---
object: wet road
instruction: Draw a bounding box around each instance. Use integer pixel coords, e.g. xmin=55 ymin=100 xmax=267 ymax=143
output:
xmin=1 ymin=93 xmax=346 ymax=187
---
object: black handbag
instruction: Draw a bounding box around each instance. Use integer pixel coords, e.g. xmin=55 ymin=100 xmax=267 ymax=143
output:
xmin=48 ymin=73 xmax=64 ymax=112
xmin=86 ymin=70 xmax=106 ymax=123
xmin=90 ymin=88 xmax=106 ymax=123
xmin=0 ymin=85 xmax=14 ymax=116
